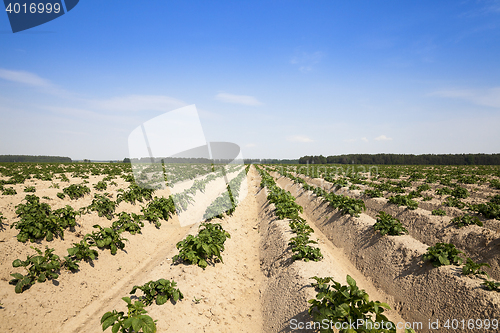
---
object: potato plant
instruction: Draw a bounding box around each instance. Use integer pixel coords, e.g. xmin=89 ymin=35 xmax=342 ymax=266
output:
xmin=116 ymin=183 xmax=154 ymax=205
xmin=12 ymin=195 xmax=66 ymax=242
xmin=62 ymin=184 xmax=91 ymax=200
xmin=112 ymin=212 xmax=144 ymax=235
xmin=94 ymin=180 xmax=108 ymax=191
xmin=86 ymin=193 xmax=117 ymax=220
xmin=2 ymin=187 xmax=17 ymax=195
xmin=67 ymin=238 xmax=99 ymax=261
xmin=431 ymin=209 xmax=446 ymax=216
xmin=388 ymin=195 xmax=418 ymax=210
xmin=423 ymin=243 xmax=464 ymax=267
xmin=23 ymin=186 xmax=36 ymax=192
xmin=173 ymin=222 xmax=230 ymax=269
xmin=289 ymin=234 xmax=323 ymax=262
xmin=87 ymin=225 xmax=128 ymax=255
xmin=141 ymin=196 xmax=176 ymax=228
xmin=308 ymin=275 xmax=395 ymax=333
xmin=451 ymin=214 xmax=483 ymax=228
xmin=462 ymin=258 xmax=490 ymax=277
xmin=373 ymin=211 xmax=408 ymax=236
xmin=130 ymin=278 xmax=183 ymax=306
xmin=10 ymin=246 xmax=61 ymax=293
xmin=101 ymin=297 xmax=156 ymax=333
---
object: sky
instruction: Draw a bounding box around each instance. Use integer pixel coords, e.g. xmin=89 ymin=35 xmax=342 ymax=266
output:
xmin=0 ymin=0 xmax=499 ymax=160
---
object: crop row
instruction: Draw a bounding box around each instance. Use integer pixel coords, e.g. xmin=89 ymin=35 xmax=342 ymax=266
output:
xmin=265 ymin=166 xmax=500 ymax=294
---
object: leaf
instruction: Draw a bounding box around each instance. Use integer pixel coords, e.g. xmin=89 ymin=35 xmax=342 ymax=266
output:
xmin=12 ymin=259 xmax=23 ymax=267
xmin=346 ymin=275 xmax=356 ymax=287
xmin=37 ymin=273 xmax=46 ymax=283
xmin=10 ymin=273 xmax=24 ymax=280
xmin=156 ymin=294 xmax=168 ymax=306
xmin=140 ymin=315 xmax=157 ymax=333
xmin=101 ymin=311 xmax=115 ymax=324
xmin=112 ymin=322 xmax=121 ymax=333
xmin=132 ymin=317 xmax=142 ymax=332
xmin=101 ymin=314 xmax=117 ymax=330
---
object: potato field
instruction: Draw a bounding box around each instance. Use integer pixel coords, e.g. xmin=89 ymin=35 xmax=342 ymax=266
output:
xmin=0 ymin=162 xmax=500 ymax=333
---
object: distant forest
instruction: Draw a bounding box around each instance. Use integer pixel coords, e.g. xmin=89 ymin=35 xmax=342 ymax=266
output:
xmin=244 ymin=159 xmax=299 ymax=164
xmin=0 ymin=155 xmax=72 ymax=163
xmin=298 ymin=154 xmax=500 ymax=165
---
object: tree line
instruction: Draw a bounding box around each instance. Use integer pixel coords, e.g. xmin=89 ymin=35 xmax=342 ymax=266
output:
xmin=0 ymin=155 xmax=72 ymax=163
xmin=298 ymin=154 xmax=500 ymax=165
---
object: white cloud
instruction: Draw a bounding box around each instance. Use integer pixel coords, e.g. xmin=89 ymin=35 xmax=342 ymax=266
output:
xmin=290 ymin=51 xmax=325 ymax=72
xmin=0 ymin=68 xmax=52 ymax=87
xmin=90 ymin=95 xmax=187 ymax=112
xmin=287 ymin=135 xmax=314 ymax=143
xmin=361 ymin=137 xmax=369 ymax=142
xmin=432 ymin=87 xmax=500 ymax=108
xmin=245 ymin=143 xmax=256 ymax=147
xmin=214 ymin=92 xmax=262 ymax=106
xmin=375 ymin=135 xmax=392 ymax=141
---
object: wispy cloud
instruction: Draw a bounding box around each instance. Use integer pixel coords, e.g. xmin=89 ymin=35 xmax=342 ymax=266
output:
xmin=214 ymin=92 xmax=262 ymax=106
xmin=90 ymin=95 xmax=187 ymax=112
xmin=287 ymin=135 xmax=314 ymax=143
xmin=375 ymin=135 xmax=392 ymax=141
xmin=290 ymin=50 xmax=325 ymax=73
xmin=0 ymin=68 xmax=52 ymax=87
xmin=432 ymin=87 xmax=500 ymax=108
xmin=245 ymin=143 xmax=256 ymax=148
xmin=0 ymin=68 xmax=67 ymax=95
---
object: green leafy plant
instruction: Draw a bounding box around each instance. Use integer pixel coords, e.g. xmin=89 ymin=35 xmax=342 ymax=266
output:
xmin=435 ymin=187 xmax=452 ymax=196
xmin=422 ymin=196 xmax=433 ymax=201
xmin=373 ymin=211 xmax=408 ymax=236
xmin=462 ymin=258 xmax=490 ymax=277
xmin=112 ymin=212 xmax=144 ymax=235
xmin=87 ymin=225 xmax=128 ymax=255
xmin=2 ymin=187 xmax=17 ymax=195
xmin=23 ymin=186 xmax=36 ymax=192
xmin=308 ymin=275 xmax=395 ymax=333
xmin=54 ymin=205 xmax=78 ymax=229
xmin=388 ymin=195 xmax=418 ymax=210
xmin=141 ymin=197 xmax=176 ymax=228
xmin=94 ymin=180 xmax=108 ymax=191
xmin=173 ymin=222 xmax=230 ymax=269
xmin=11 ymin=195 xmax=65 ymax=242
xmin=86 ymin=193 xmax=117 ymax=220
xmin=451 ymin=214 xmax=483 ymax=228
xmin=9 ymin=246 xmax=60 ymax=293
xmin=57 ymin=192 xmax=65 ymax=199
xmin=416 ymin=184 xmax=430 ymax=192
xmin=67 ymin=238 xmax=99 ymax=261
xmin=101 ymin=297 xmax=157 ymax=333
xmin=451 ymin=186 xmax=469 ymax=199
xmin=481 ymin=280 xmax=500 ymax=292
xmin=469 ymin=202 xmax=500 ymax=220
xmin=364 ymin=189 xmax=383 ymax=198
xmin=63 ymin=184 xmax=91 ymax=200
xmin=423 ymin=243 xmax=464 ymax=267
xmin=431 ymin=209 xmax=446 ymax=216
xmin=288 ymin=234 xmax=323 ymax=262
xmin=130 ymin=279 xmax=183 ymax=306
xmin=443 ymin=196 xmax=466 ymax=209
xmin=117 ymin=184 xmax=155 ymax=205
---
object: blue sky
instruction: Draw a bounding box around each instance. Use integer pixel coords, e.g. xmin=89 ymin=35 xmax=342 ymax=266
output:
xmin=0 ymin=0 xmax=499 ymax=160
